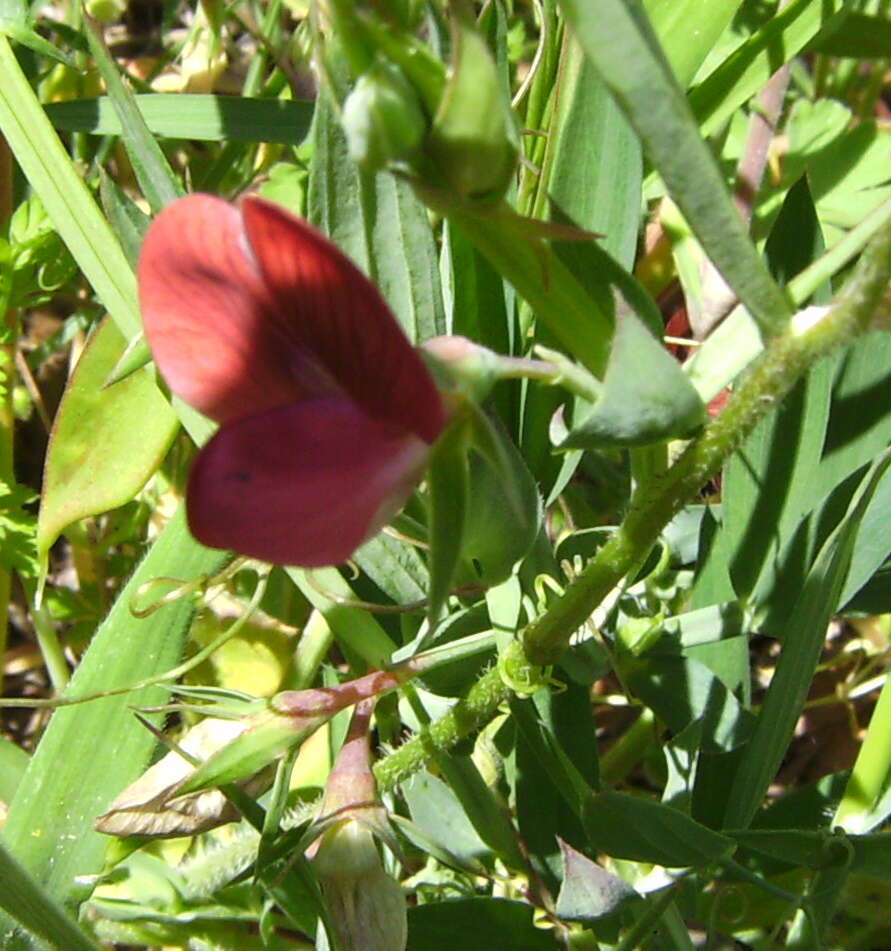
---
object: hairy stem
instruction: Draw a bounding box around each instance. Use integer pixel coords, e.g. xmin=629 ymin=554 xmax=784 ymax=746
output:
xmin=523 ymin=221 xmax=891 ymax=665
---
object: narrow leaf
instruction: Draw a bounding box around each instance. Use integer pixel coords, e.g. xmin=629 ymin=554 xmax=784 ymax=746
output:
xmin=0 ymin=843 xmax=101 ymax=951
xmin=723 ymin=450 xmax=891 ymax=828
xmin=558 ymin=0 xmax=792 ymax=336
xmin=45 ymin=94 xmax=314 ymax=145
xmin=0 ymin=510 xmax=228 ymax=932
xmin=583 ymin=790 xmax=735 ymax=867
xmin=84 ymin=19 xmax=183 ymax=212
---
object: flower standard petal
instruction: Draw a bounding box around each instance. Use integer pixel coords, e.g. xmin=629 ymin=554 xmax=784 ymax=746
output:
xmin=186 ymin=397 xmax=430 ymax=566
xmin=240 ymin=195 xmax=447 ymax=444
xmin=138 ymin=194 xmax=317 ymax=424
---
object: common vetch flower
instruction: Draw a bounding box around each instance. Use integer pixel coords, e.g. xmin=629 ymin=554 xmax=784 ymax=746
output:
xmin=139 ymin=194 xmax=447 ymax=565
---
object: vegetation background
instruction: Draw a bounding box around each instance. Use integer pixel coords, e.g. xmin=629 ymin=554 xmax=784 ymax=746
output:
xmin=1 ymin=0 xmax=891 ymax=948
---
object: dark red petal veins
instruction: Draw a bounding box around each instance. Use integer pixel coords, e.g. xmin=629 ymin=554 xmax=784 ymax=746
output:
xmin=138 ymin=194 xmax=318 ymax=424
xmin=186 ymin=397 xmax=430 ymax=566
xmin=240 ymin=196 xmax=447 ymax=444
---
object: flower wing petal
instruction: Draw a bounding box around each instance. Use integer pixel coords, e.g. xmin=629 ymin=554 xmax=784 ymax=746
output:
xmin=186 ymin=398 xmax=429 ymax=566
xmin=241 ymin=196 xmax=447 ymax=444
xmin=138 ymin=194 xmax=305 ymax=424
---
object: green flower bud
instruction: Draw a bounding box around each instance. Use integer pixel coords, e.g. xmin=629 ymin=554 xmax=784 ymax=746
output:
xmin=305 ymin=700 xmax=406 ymax=951
xmin=342 ymin=59 xmax=427 ymax=173
xmin=314 ymin=820 xmax=407 ymax=951
xmin=428 ymin=10 xmax=519 ymax=201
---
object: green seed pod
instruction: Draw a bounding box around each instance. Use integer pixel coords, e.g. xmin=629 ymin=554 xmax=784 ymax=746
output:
xmin=341 ymin=59 xmax=427 ymax=172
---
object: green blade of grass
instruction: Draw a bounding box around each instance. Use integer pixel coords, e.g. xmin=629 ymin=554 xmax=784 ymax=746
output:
xmin=0 ymin=510 xmax=228 ymax=940
xmin=690 ymin=0 xmax=848 ymax=137
xmin=642 ymin=0 xmax=738 ymax=88
xmin=45 ymin=93 xmax=314 ymax=145
xmin=0 ymin=843 xmax=101 ymax=951
xmin=83 ymin=18 xmax=182 ymax=213
xmin=0 ymin=735 xmax=28 ymax=804
xmin=557 ymin=0 xmax=793 ymax=337
xmin=723 ymin=450 xmax=891 ymax=829
xmin=0 ymin=35 xmax=140 ymax=338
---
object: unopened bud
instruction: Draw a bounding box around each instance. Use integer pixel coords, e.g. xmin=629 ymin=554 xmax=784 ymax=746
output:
xmin=314 ymin=820 xmax=407 ymax=951
xmin=428 ymin=12 xmax=519 ymax=201
xmin=342 ymin=59 xmax=427 ymax=172
xmin=422 ymin=335 xmax=501 ymax=402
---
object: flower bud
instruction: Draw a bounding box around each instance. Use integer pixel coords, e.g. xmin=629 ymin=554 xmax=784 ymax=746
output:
xmin=313 ymin=819 xmax=407 ymax=951
xmin=427 ymin=11 xmax=519 ymax=201
xmin=304 ymin=700 xmax=406 ymax=951
xmin=342 ymin=59 xmax=427 ymax=173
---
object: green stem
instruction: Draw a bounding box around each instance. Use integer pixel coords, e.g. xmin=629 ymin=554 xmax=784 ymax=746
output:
xmin=598 ymin=707 xmax=655 ymax=786
xmin=31 ymin=605 xmax=69 ymax=692
xmin=368 ymin=222 xmax=891 ymax=792
xmin=522 ymin=219 xmax=891 ymax=665
xmin=0 ymin=133 xmax=13 ymax=690
xmin=373 ymin=642 xmax=529 ymax=791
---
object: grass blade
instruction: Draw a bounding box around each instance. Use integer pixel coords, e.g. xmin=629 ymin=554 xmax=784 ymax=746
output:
xmin=723 ymin=450 xmax=891 ymax=829
xmin=0 ymin=510 xmax=228 ymax=938
xmin=0 ymin=843 xmax=101 ymax=951
xmin=83 ymin=19 xmax=183 ymax=212
xmin=557 ymin=0 xmax=793 ymax=337
xmin=45 ymin=94 xmax=314 ymax=145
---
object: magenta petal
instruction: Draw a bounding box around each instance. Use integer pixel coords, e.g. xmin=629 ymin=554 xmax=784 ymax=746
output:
xmin=138 ymin=194 xmax=307 ymax=424
xmin=186 ymin=398 xmax=429 ymax=566
xmin=240 ymin=196 xmax=447 ymax=444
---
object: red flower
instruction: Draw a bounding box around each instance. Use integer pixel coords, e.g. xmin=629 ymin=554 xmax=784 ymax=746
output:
xmin=138 ymin=194 xmax=447 ymax=566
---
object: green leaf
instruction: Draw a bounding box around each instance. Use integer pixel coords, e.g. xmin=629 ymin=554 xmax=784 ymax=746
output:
xmin=0 ymin=510 xmax=228 ymax=937
xmin=722 ymin=354 xmax=836 ymax=601
xmin=44 ymin=94 xmax=314 ymax=145
xmin=560 ymin=308 xmax=706 ymax=448
xmin=623 ymin=651 xmax=754 ymax=753
xmin=642 ymin=0 xmax=739 ymax=88
xmin=546 ymin=33 xmax=641 ymax=270
xmin=98 ymin=169 xmax=151 ymax=269
xmin=0 ymin=37 xmax=140 ymax=340
xmin=426 ymin=422 xmax=469 ymax=625
xmin=0 ymin=843 xmax=101 ymax=951
xmin=512 ymin=687 xmax=597 ymax=887
xmin=557 ymin=0 xmax=792 ymax=337
xmin=0 ymin=735 xmax=28 ymax=805
xmin=723 ymin=450 xmax=891 ymax=829
xmin=307 ymin=87 xmax=445 ymax=342
xmin=353 ymin=532 xmax=428 ymax=606
xmin=83 ymin=19 xmax=183 ymax=213
xmin=402 ymin=770 xmax=489 ymax=864
xmin=583 ymin=791 xmax=735 ymax=867
xmin=807 ymin=12 xmax=891 ymax=57
xmin=689 ymin=0 xmax=848 ymax=137
xmin=555 ymin=839 xmax=638 ymax=922
xmin=461 ymin=409 xmax=541 ymax=585
xmin=37 ymin=317 xmax=178 ymax=567
xmin=407 ymin=898 xmax=560 ymax=951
